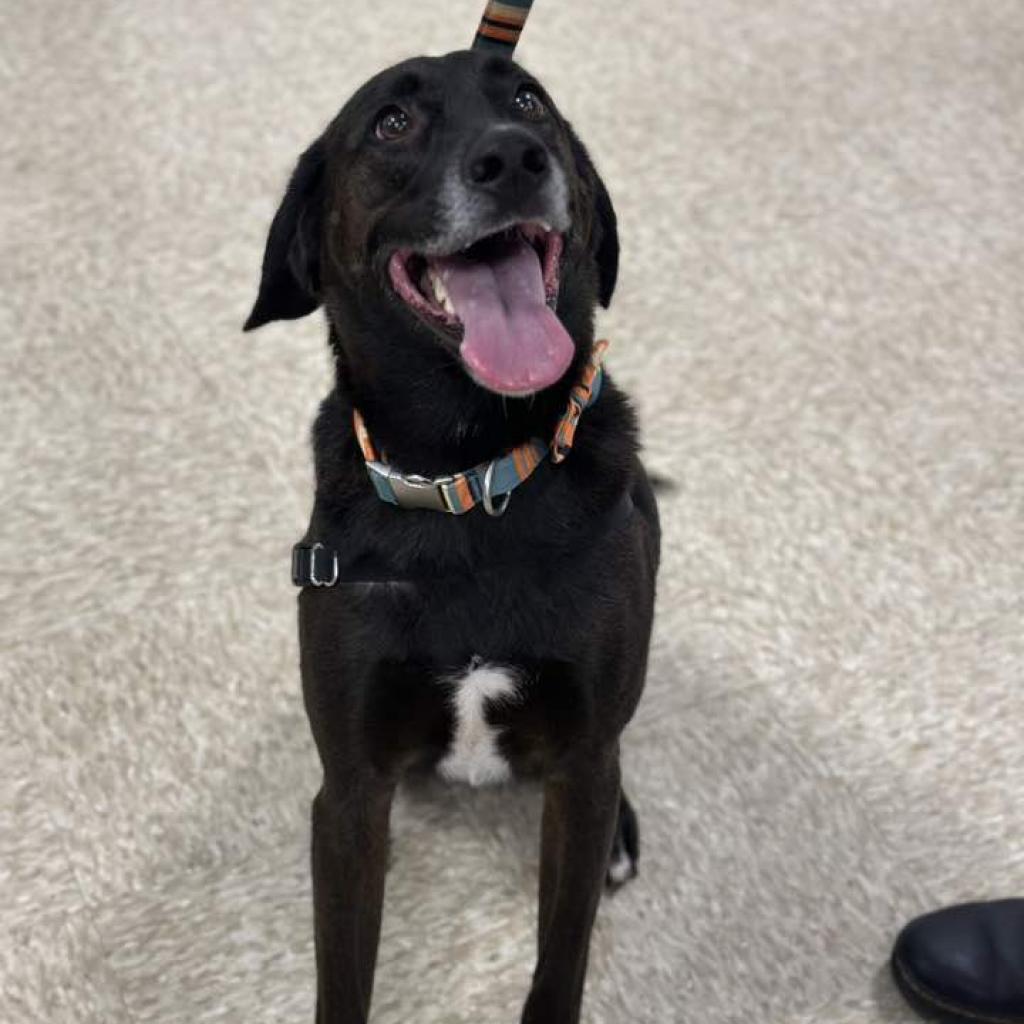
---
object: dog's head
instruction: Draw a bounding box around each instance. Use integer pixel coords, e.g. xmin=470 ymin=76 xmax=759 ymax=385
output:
xmin=245 ymin=50 xmax=617 ymax=399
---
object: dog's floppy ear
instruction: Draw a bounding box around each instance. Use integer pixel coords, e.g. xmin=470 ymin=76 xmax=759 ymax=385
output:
xmin=567 ymin=129 xmax=619 ymax=309
xmin=243 ymin=137 xmax=327 ymax=331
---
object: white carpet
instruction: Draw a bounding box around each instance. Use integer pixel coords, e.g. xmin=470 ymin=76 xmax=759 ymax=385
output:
xmin=2 ymin=1 xmax=1022 ymax=1021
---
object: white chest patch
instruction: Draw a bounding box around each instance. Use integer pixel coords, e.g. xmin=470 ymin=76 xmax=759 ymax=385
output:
xmin=437 ymin=661 xmax=519 ymax=787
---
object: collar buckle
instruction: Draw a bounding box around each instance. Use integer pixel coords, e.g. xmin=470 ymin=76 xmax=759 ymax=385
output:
xmin=366 ymin=461 xmax=456 ymax=513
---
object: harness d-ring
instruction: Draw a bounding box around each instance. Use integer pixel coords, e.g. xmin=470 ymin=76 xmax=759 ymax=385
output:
xmin=308 ymin=541 xmax=339 ymax=587
xmin=482 ymin=460 xmax=511 ymax=517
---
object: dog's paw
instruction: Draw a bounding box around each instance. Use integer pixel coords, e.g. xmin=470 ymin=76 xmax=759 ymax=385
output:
xmin=605 ymin=792 xmax=639 ymax=890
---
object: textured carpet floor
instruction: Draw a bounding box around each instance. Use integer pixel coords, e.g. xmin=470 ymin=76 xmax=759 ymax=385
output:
xmin=2 ymin=1 xmax=1022 ymax=1022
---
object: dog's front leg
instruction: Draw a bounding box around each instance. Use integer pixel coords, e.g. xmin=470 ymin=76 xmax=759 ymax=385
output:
xmin=522 ymin=746 xmax=621 ymax=1024
xmin=310 ymin=777 xmax=395 ymax=1024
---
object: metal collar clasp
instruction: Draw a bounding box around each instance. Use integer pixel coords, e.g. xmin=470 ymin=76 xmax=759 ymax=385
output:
xmin=366 ymin=462 xmax=456 ymax=513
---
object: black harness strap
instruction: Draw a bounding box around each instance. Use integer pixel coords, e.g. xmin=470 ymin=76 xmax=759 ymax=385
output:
xmin=291 ymin=492 xmax=636 ymax=589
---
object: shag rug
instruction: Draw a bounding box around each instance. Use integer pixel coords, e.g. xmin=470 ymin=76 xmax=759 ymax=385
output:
xmin=2 ymin=1 xmax=1021 ymax=1021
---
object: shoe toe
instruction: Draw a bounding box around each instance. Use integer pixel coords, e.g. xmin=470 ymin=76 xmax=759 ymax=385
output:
xmin=892 ymin=900 xmax=1024 ymax=1022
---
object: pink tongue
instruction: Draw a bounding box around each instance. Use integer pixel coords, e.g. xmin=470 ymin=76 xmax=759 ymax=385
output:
xmin=431 ymin=238 xmax=573 ymax=394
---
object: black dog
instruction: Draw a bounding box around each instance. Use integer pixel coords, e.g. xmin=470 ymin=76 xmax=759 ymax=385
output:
xmin=245 ymin=49 xmax=660 ymax=1024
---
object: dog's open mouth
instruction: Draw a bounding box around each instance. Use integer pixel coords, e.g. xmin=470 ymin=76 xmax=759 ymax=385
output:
xmin=388 ymin=224 xmax=570 ymax=396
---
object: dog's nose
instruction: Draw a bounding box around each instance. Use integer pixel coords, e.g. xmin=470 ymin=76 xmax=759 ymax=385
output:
xmin=464 ymin=127 xmax=550 ymax=197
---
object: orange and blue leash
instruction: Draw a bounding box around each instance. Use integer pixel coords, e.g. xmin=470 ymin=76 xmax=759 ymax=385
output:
xmin=472 ymin=0 xmax=536 ymax=55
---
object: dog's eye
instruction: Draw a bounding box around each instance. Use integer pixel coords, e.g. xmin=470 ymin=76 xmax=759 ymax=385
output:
xmin=375 ymin=106 xmax=412 ymax=141
xmin=513 ymin=86 xmax=545 ymax=120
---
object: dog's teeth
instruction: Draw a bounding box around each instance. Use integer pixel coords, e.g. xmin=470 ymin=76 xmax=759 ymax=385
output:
xmin=538 ymin=220 xmax=551 ymax=232
xmin=429 ymin=270 xmax=455 ymax=316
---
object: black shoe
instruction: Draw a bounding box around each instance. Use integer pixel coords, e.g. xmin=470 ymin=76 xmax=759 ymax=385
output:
xmin=891 ymin=899 xmax=1024 ymax=1023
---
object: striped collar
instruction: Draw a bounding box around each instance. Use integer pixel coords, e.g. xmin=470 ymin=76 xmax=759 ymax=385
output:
xmin=352 ymin=339 xmax=609 ymax=517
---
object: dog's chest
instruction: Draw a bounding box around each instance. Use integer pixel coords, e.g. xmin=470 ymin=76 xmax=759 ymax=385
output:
xmin=436 ymin=659 xmax=519 ymax=786
xmin=331 ymin=569 xmax=606 ymax=781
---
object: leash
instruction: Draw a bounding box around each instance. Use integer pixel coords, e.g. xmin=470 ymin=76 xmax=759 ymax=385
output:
xmin=472 ymin=1 xmax=536 ymax=54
